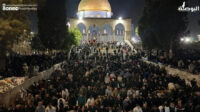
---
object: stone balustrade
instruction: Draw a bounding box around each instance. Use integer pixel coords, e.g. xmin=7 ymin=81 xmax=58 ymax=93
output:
xmin=0 ymin=61 xmax=65 ymax=106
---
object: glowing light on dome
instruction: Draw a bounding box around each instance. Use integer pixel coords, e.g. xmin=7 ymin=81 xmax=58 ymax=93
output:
xmin=77 ymin=0 xmax=113 ymax=18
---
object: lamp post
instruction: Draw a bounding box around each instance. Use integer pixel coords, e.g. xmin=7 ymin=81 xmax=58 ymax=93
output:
xmin=198 ymin=35 xmax=200 ymax=41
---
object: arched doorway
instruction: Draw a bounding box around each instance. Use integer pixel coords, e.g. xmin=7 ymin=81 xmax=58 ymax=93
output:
xmin=77 ymin=23 xmax=87 ymax=43
xmin=101 ymin=24 xmax=113 ymax=42
xmin=88 ymin=24 xmax=100 ymax=42
xmin=115 ymin=23 xmax=125 ymax=42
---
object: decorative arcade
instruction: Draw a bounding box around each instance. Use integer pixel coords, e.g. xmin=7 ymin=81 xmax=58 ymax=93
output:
xmin=69 ymin=0 xmax=132 ymax=44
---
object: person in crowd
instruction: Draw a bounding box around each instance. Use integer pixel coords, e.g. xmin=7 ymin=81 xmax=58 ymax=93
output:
xmin=175 ymin=100 xmax=185 ymax=112
xmin=148 ymin=49 xmax=200 ymax=74
xmin=77 ymin=94 xmax=87 ymax=107
xmin=57 ymin=97 xmax=66 ymax=111
xmin=61 ymin=88 xmax=69 ymax=99
xmin=86 ymin=96 xmax=95 ymax=108
xmin=35 ymin=101 xmax=45 ymax=112
xmin=133 ymin=104 xmax=143 ymax=112
xmin=105 ymin=86 xmax=113 ymax=96
xmin=45 ymin=103 xmax=56 ymax=112
xmin=142 ymin=102 xmax=150 ymax=112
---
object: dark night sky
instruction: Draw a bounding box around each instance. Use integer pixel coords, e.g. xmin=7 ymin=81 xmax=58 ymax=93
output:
xmin=32 ymin=0 xmax=200 ymax=36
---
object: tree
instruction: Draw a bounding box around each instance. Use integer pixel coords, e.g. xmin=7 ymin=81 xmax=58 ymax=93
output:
xmin=31 ymin=35 xmax=45 ymax=51
xmin=68 ymin=28 xmax=82 ymax=46
xmin=64 ymin=28 xmax=82 ymax=60
xmin=0 ymin=19 xmax=28 ymax=71
xmin=37 ymin=0 xmax=68 ymax=50
xmin=138 ymin=0 xmax=188 ymax=50
xmin=199 ymin=19 xmax=200 ymax=26
xmin=0 ymin=0 xmax=32 ymax=72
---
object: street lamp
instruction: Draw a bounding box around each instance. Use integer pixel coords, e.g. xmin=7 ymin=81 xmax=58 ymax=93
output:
xmin=67 ymin=22 xmax=70 ymax=27
xmin=184 ymin=37 xmax=192 ymax=43
xmin=117 ymin=16 xmax=123 ymax=24
xmin=78 ymin=16 xmax=83 ymax=23
xmin=180 ymin=37 xmax=193 ymax=43
xmin=180 ymin=38 xmax=185 ymax=42
xmin=131 ymin=37 xmax=136 ymax=43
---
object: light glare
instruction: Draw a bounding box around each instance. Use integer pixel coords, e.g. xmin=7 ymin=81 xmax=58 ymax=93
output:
xmin=185 ymin=38 xmax=190 ymax=42
xmin=180 ymin=38 xmax=184 ymax=41
xmin=67 ymin=22 xmax=70 ymax=27
xmin=79 ymin=16 xmax=83 ymax=20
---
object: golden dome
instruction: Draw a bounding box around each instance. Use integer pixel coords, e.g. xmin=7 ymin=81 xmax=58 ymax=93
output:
xmin=78 ymin=0 xmax=112 ymax=12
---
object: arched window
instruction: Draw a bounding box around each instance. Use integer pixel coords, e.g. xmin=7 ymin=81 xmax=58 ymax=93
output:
xmin=115 ymin=23 xmax=125 ymax=36
xmin=101 ymin=24 xmax=113 ymax=42
xmin=115 ymin=23 xmax=125 ymax=42
xmin=121 ymin=30 xmax=124 ymax=35
xmin=77 ymin=23 xmax=86 ymax=34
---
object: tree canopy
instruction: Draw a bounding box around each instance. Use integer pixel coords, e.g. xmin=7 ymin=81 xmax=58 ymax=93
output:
xmin=0 ymin=0 xmax=34 ymax=71
xmin=37 ymin=0 xmax=68 ymax=50
xmin=31 ymin=35 xmax=46 ymax=51
xmin=68 ymin=28 xmax=82 ymax=46
xmin=199 ymin=19 xmax=200 ymax=26
xmin=138 ymin=0 xmax=188 ymax=50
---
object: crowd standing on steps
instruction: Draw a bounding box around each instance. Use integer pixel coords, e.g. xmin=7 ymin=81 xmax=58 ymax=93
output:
xmin=0 ymin=42 xmax=200 ymax=112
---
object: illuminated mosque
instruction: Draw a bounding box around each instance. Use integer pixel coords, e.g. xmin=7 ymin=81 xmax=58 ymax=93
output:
xmin=69 ymin=0 xmax=134 ymax=43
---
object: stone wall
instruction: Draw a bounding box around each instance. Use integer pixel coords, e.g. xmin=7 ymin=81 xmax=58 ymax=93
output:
xmin=0 ymin=62 xmax=64 ymax=106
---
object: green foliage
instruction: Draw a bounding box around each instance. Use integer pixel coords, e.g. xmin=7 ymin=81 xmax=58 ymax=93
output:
xmin=0 ymin=0 xmax=32 ymax=52
xmin=0 ymin=19 xmax=25 ymax=54
xmin=68 ymin=28 xmax=82 ymax=46
xmin=138 ymin=0 xmax=188 ymax=50
xmin=0 ymin=0 xmax=33 ymax=71
xmin=61 ymin=28 xmax=82 ymax=51
xmin=135 ymin=26 xmax=139 ymax=37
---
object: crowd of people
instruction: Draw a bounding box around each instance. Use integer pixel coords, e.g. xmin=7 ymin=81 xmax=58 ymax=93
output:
xmin=147 ymin=49 xmax=200 ymax=74
xmin=0 ymin=42 xmax=200 ymax=112
xmin=1 ymin=52 xmax=67 ymax=78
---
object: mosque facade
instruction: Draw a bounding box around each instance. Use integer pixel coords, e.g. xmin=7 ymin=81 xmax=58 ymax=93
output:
xmin=69 ymin=0 xmax=133 ymax=43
